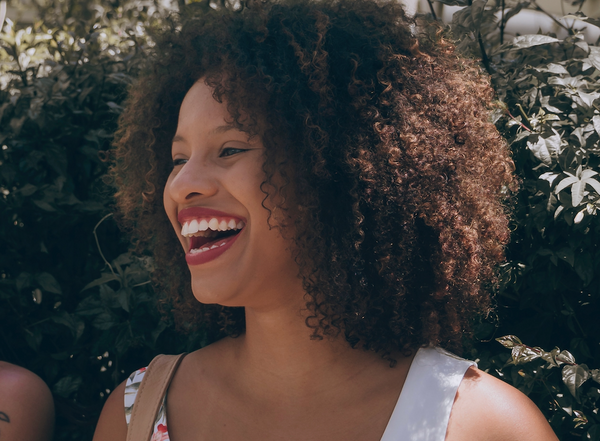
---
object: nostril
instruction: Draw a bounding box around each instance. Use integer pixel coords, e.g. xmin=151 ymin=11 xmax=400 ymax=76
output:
xmin=185 ymin=192 xmax=203 ymax=200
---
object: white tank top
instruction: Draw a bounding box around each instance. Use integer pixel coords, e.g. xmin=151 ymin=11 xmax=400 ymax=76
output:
xmin=125 ymin=346 xmax=475 ymax=441
xmin=380 ymin=346 xmax=476 ymax=440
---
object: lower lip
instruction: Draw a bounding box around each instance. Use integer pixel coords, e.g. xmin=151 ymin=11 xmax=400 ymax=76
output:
xmin=185 ymin=231 xmax=242 ymax=266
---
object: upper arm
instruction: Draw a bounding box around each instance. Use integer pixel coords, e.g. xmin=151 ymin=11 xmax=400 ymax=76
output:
xmin=0 ymin=362 xmax=55 ymax=441
xmin=92 ymin=379 xmax=128 ymax=441
xmin=447 ymin=366 xmax=559 ymax=441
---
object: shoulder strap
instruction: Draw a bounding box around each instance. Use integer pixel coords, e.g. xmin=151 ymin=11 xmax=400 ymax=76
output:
xmin=380 ymin=347 xmax=475 ymax=441
xmin=126 ymin=353 xmax=186 ymax=441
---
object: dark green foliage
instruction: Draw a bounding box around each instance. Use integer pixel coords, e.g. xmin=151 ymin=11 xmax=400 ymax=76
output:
xmin=0 ymin=2 xmax=206 ymax=440
xmin=427 ymin=0 xmax=600 ymax=438
xmin=1 ymin=0 xmax=600 ymax=440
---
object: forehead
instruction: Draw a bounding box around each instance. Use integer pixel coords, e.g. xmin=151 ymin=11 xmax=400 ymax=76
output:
xmin=177 ymin=81 xmax=230 ymax=132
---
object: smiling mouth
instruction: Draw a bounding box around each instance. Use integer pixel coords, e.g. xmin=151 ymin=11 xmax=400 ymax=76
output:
xmin=181 ymin=217 xmax=245 ymax=254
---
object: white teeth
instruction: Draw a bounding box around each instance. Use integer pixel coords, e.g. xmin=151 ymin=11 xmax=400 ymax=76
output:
xmin=208 ymin=218 xmax=219 ymax=230
xmin=189 ymin=240 xmax=230 ymax=254
xmin=189 ymin=219 xmax=199 ymax=234
xmin=181 ymin=217 xmax=246 ymax=237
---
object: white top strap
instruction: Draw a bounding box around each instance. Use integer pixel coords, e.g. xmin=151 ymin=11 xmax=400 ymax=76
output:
xmin=380 ymin=347 xmax=476 ymax=441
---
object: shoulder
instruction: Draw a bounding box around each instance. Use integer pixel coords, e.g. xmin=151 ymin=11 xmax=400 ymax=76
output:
xmin=0 ymin=361 xmax=53 ymax=405
xmin=0 ymin=362 xmax=55 ymax=441
xmin=447 ymin=366 xmax=559 ymax=441
xmin=92 ymin=378 xmax=128 ymax=441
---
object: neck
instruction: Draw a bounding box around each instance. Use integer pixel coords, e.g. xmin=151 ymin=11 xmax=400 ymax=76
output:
xmin=229 ymin=293 xmax=388 ymax=400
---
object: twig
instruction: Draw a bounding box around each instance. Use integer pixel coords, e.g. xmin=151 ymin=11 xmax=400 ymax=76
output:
xmin=477 ymin=31 xmax=493 ymax=75
xmin=531 ymin=0 xmax=573 ymax=34
xmin=93 ymin=213 xmax=117 ymax=279
xmin=507 ymin=109 xmax=532 ymax=132
xmin=500 ymin=0 xmax=505 ymax=45
xmin=426 ymin=0 xmax=438 ymax=20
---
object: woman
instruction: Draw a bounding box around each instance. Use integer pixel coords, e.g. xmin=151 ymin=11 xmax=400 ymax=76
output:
xmin=93 ymin=1 xmax=558 ymax=440
xmin=0 ymin=361 xmax=55 ymax=441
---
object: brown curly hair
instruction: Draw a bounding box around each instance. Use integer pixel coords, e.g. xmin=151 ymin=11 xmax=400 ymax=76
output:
xmin=111 ymin=0 xmax=514 ymax=358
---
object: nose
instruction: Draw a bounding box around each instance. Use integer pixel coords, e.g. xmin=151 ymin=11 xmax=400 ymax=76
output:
xmin=166 ymin=156 xmax=218 ymax=203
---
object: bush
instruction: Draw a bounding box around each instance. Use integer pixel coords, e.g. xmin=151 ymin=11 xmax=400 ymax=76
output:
xmin=428 ymin=0 xmax=600 ymax=438
xmin=0 ymin=2 xmax=206 ymax=440
xmin=1 ymin=0 xmax=599 ymax=440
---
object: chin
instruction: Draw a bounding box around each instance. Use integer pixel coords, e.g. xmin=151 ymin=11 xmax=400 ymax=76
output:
xmin=190 ymin=282 xmax=246 ymax=307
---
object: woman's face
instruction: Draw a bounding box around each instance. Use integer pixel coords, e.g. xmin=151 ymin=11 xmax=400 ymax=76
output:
xmin=163 ymin=80 xmax=303 ymax=309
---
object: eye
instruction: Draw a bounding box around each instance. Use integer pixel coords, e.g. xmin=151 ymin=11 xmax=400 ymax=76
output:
xmin=220 ymin=147 xmax=249 ymax=158
xmin=172 ymin=158 xmax=188 ymax=167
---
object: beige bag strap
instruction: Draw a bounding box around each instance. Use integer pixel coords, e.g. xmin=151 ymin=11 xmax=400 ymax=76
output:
xmin=126 ymin=353 xmax=186 ymax=441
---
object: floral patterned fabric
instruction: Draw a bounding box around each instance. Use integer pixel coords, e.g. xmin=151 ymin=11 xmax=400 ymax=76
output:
xmin=124 ymin=367 xmax=170 ymax=441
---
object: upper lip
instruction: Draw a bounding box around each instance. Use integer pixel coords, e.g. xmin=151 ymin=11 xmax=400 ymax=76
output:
xmin=177 ymin=207 xmax=246 ymax=224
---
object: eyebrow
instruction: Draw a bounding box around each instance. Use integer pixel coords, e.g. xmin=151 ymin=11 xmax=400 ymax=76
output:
xmin=172 ymin=124 xmax=237 ymax=144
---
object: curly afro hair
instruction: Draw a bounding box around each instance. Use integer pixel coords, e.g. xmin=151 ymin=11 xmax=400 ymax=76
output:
xmin=111 ymin=0 xmax=514 ymax=358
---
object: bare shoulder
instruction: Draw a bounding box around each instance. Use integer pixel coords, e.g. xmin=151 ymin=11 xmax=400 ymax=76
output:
xmin=92 ymin=379 xmax=128 ymax=441
xmin=446 ymin=366 xmax=559 ymax=441
xmin=0 ymin=361 xmax=55 ymax=441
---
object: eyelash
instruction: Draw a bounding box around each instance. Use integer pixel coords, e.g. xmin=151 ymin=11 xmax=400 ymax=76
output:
xmin=171 ymin=148 xmax=248 ymax=167
xmin=220 ymin=147 xmax=248 ymax=157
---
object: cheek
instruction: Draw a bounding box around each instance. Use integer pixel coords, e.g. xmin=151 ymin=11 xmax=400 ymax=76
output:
xmin=163 ymin=178 xmax=179 ymax=229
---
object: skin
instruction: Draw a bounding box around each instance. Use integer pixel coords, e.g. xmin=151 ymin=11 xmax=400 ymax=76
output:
xmin=0 ymin=362 xmax=55 ymax=441
xmin=93 ymin=80 xmax=559 ymax=441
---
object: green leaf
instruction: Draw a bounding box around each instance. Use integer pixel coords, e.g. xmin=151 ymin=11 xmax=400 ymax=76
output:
xmin=586 ymin=425 xmax=600 ymax=441
xmin=17 ymin=183 xmax=38 ymax=196
xmin=117 ymin=289 xmax=130 ymax=312
xmin=496 ymin=335 xmax=523 ymax=348
xmin=511 ymin=35 xmax=560 ymax=49
xmin=588 ymin=47 xmax=600 ymax=71
xmin=75 ymin=296 xmax=103 ymax=316
xmin=81 ymin=272 xmax=120 ymax=292
xmin=592 ymin=115 xmax=600 ymax=137
xmin=528 ymin=130 xmax=561 ymax=167
xmin=556 ymin=350 xmax=576 ymax=365
xmin=36 ymin=272 xmax=62 ymax=294
xmin=562 ymin=364 xmax=590 ymax=398
xmin=556 ymin=247 xmax=575 ymax=267
xmin=573 ymin=410 xmax=588 ymax=429
xmin=32 ymin=199 xmax=56 ymax=212
xmin=15 ymin=272 xmax=33 ymax=291
xmin=571 ymin=179 xmax=585 ymax=207
xmin=53 ymin=376 xmax=83 ymax=399
xmin=555 ymin=176 xmax=578 ymax=194
xmin=92 ymin=311 xmax=117 ymax=330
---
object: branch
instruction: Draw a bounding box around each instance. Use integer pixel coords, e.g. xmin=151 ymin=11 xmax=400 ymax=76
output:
xmin=477 ymin=31 xmax=492 ymax=75
xmin=500 ymin=0 xmax=505 ymax=45
xmin=426 ymin=0 xmax=438 ymax=20
xmin=530 ymin=0 xmax=573 ymax=34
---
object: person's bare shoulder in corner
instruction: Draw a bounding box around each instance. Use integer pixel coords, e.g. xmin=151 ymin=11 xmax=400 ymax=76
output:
xmin=0 ymin=361 xmax=55 ymax=441
xmin=446 ymin=366 xmax=559 ymax=441
xmin=92 ymin=379 xmax=128 ymax=441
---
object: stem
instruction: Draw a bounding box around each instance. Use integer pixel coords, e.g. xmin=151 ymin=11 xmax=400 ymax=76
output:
xmin=507 ymin=109 xmax=533 ymax=132
xmin=500 ymin=0 xmax=505 ymax=45
xmin=426 ymin=0 xmax=438 ymax=20
xmin=531 ymin=0 xmax=573 ymax=34
xmin=477 ymin=31 xmax=493 ymax=75
xmin=12 ymin=43 xmax=28 ymax=87
xmin=93 ymin=213 xmax=117 ymax=279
